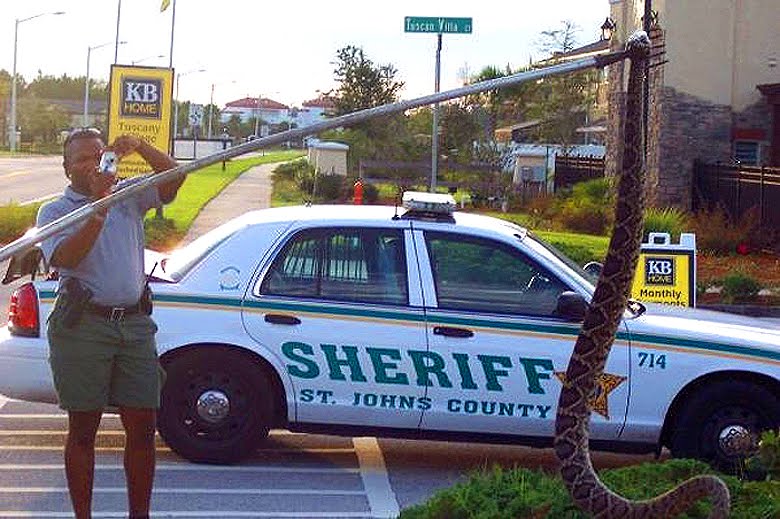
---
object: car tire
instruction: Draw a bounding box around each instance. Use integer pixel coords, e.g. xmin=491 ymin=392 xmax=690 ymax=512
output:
xmin=158 ymin=348 xmax=273 ymax=464
xmin=669 ymin=380 xmax=780 ymax=472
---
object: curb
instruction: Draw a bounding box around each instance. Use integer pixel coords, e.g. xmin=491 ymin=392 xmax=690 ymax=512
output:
xmin=698 ymin=304 xmax=780 ymax=318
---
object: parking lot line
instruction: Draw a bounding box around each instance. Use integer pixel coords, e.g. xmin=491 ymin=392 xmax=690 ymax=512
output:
xmin=0 ymin=464 xmax=360 ymax=474
xmin=353 ymin=437 xmax=399 ymax=519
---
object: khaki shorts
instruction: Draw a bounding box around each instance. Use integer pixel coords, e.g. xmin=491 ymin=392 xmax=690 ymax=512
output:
xmin=47 ymin=298 xmax=164 ymax=411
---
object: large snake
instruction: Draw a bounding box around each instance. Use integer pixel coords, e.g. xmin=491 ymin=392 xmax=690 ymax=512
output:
xmin=553 ymin=32 xmax=731 ymax=518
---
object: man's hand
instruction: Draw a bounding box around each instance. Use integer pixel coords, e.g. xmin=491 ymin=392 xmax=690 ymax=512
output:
xmin=109 ymin=135 xmax=145 ymax=159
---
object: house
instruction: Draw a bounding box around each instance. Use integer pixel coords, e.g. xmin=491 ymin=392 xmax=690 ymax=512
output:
xmin=220 ymin=97 xmax=290 ymax=126
xmin=605 ymin=0 xmax=780 ymax=209
xmin=296 ymin=95 xmax=336 ymax=128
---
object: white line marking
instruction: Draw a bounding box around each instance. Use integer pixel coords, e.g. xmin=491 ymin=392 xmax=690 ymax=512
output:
xmin=0 ymin=464 xmax=359 ymax=474
xmin=353 ymin=437 xmax=399 ymax=519
xmin=0 ymin=446 xmax=354 ymax=454
xmin=0 ymin=487 xmax=365 ymax=496
xmin=0 ymin=513 xmax=373 ymax=518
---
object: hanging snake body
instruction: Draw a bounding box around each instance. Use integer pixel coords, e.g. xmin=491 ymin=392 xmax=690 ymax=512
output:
xmin=553 ymin=32 xmax=731 ymax=518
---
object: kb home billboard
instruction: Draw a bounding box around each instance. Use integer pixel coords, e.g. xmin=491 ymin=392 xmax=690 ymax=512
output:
xmin=107 ymin=65 xmax=174 ymax=177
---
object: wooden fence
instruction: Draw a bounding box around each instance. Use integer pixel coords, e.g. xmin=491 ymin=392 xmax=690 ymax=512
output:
xmin=553 ymin=155 xmax=605 ymax=191
xmin=692 ymin=160 xmax=780 ymax=230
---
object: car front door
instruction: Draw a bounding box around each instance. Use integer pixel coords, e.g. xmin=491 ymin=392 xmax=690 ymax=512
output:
xmin=243 ymin=224 xmax=429 ymax=429
xmin=414 ymin=230 xmax=629 ymax=441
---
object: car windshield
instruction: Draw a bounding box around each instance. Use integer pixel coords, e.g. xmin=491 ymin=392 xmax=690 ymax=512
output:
xmin=160 ymin=219 xmax=245 ymax=281
xmin=523 ymin=231 xmax=597 ymax=289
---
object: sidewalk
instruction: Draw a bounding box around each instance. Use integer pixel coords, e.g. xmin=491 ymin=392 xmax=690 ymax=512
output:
xmin=181 ymin=162 xmax=276 ymax=244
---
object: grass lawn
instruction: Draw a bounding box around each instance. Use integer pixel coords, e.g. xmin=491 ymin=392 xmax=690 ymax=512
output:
xmin=144 ymin=150 xmax=303 ymax=249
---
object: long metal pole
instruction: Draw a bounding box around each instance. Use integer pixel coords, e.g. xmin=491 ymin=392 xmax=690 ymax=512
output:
xmin=173 ymin=73 xmax=180 ymax=138
xmin=168 ymin=0 xmax=176 ymax=69
xmin=83 ymin=46 xmax=92 ymax=127
xmin=0 ymin=51 xmax=627 ymax=264
xmin=431 ymin=33 xmax=442 ymax=192
xmin=9 ymin=19 xmax=19 ymax=152
xmin=207 ymin=83 xmax=214 ymax=139
xmin=113 ymin=0 xmax=122 ymax=63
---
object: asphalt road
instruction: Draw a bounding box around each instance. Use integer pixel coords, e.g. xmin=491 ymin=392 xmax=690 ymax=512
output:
xmin=0 ymin=397 xmax=662 ymax=518
xmin=0 ymin=156 xmax=68 ymax=206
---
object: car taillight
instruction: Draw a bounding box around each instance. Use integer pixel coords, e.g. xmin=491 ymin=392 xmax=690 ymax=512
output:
xmin=8 ymin=282 xmax=40 ymax=337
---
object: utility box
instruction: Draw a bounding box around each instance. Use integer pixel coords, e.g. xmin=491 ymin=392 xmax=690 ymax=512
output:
xmin=308 ymin=141 xmax=349 ymax=176
xmin=631 ymin=233 xmax=697 ymax=307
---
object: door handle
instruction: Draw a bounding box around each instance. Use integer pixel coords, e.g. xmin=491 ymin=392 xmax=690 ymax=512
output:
xmin=433 ymin=326 xmax=474 ymax=338
xmin=264 ymin=314 xmax=301 ymax=325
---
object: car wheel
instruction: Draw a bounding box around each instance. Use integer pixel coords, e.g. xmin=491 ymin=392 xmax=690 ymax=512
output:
xmin=669 ymin=380 xmax=780 ymax=473
xmin=158 ymin=348 xmax=273 ymax=464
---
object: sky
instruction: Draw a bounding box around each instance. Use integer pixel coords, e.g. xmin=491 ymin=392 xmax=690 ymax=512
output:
xmin=3 ymin=0 xmax=609 ymax=109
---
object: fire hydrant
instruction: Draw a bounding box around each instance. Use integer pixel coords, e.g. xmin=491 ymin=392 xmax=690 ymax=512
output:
xmin=353 ymin=178 xmax=364 ymax=205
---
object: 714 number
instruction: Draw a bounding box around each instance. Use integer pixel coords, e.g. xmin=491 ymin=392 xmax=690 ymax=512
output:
xmin=638 ymin=352 xmax=666 ymax=369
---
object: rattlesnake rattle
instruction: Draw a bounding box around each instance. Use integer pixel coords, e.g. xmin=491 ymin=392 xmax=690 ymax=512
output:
xmin=553 ymin=31 xmax=730 ymax=518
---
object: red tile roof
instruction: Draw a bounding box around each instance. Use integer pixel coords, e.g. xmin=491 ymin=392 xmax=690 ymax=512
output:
xmin=224 ymin=97 xmax=289 ymax=110
xmin=302 ymin=96 xmax=336 ymax=109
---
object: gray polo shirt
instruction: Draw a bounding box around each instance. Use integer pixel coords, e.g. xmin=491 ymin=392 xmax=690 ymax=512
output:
xmin=37 ymin=179 xmax=160 ymax=306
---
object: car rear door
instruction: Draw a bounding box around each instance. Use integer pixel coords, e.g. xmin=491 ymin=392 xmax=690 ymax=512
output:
xmin=413 ymin=228 xmax=630 ymax=441
xmin=242 ymin=221 xmax=429 ymax=429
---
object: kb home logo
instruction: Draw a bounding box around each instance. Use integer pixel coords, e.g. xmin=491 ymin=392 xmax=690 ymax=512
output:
xmin=121 ymin=78 xmax=162 ymax=119
xmin=645 ymin=257 xmax=675 ymax=285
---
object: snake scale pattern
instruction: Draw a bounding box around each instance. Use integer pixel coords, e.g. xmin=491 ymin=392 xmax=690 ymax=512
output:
xmin=553 ymin=32 xmax=731 ymax=518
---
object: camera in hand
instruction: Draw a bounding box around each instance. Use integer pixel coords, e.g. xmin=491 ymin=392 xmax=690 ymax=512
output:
xmin=98 ymin=151 xmax=118 ymax=175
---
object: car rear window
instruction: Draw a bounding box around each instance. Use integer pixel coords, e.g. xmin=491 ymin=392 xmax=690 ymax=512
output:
xmin=162 ymin=220 xmax=244 ymax=281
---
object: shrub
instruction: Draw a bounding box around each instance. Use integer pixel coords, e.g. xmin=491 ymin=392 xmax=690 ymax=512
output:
xmin=314 ymin=174 xmax=346 ymax=202
xmin=688 ymin=206 xmax=760 ymax=254
xmin=744 ymin=430 xmax=780 ymax=481
xmin=643 ymin=206 xmax=688 ymax=242
xmin=720 ymin=271 xmax=762 ymax=303
xmin=551 ymin=178 xmax=614 ymax=235
xmin=144 ymin=217 xmax=181 ymax=251
xmin=361 ymin=182 xmax=379 ymax=204
xmin=272 ymin=158 xmax=309 ymax=181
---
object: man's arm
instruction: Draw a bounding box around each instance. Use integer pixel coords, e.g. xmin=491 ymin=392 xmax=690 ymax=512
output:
xmin=50 ymin=213 xmax=107 ymax=269
xmin=112 ymin=136 xmax=184 ymax=204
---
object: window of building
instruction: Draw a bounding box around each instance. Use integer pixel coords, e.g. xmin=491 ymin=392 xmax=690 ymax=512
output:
xmin=734 ymin=140 xmax=760 ymax=165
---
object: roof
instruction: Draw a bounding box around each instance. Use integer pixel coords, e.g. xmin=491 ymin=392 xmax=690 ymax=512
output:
xmin=309 ymin=141 xmax=349 ymax=151
xmin=510 ymin=143 xmax=605 ymax=158
xmin=302 ymin=96 xmax=336 ymax=109
xmin=224 ymin=97 xmax=289 ymax=110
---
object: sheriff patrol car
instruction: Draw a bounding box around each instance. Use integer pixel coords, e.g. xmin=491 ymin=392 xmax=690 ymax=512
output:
xmin=1 ymin=193 xmax=778 ymax=470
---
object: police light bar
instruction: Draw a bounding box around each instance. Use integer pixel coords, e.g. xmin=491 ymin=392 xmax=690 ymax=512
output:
xmin=402 ymin=191 xmax=456 ymax=214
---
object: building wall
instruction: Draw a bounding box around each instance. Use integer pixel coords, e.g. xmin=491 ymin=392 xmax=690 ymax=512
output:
xmin=607 ymin=0 xmax=778 ymax=210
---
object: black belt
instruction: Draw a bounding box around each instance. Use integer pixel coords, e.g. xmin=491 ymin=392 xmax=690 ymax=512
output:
xmin=85 ymin=301 xmax=142 ymax=321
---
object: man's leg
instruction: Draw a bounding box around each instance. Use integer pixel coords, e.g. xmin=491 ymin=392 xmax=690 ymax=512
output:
xmin=66 ymin=410 xmax=103 ymax=519
xmin=119 ymin=406 xmax=157 ymax=518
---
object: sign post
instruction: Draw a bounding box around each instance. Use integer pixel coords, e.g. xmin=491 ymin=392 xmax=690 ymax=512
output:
xmin=404 ymin=16 xmax=472 ymax=192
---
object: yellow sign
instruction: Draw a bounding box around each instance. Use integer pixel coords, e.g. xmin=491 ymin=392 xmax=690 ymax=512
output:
xmin=630 ymin=233 xmax=696 ymax=307
xmin=107 ymin=65 xmax=174 ymax=177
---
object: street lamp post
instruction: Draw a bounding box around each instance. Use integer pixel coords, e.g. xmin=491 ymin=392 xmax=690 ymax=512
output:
xmin=173 ymin=68 xmax=206 ymax=138
xmin=131 ymin=54 xmax=166 ymax=65
xmin=84 ymin=40 xmax=126 ymax=127
xmin=9 ymin=11 xmax=65 ymax=152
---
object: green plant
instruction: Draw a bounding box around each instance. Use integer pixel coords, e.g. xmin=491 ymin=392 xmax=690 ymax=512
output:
xmin=744 ymin=430 xmax=780 ymax=481
xmin=720 ymin=271 xmax=762 ymax=303
xmin=0 ymin=203 xmax=43 ymax=244
xmin=688 ymin=206 xmax=760 ymax=254
xmin=551 ymin=178 xmax=614 ymax=235
xmin=314 ymin=174 xmax=347 ymax=202
xmin=643 ymin=206 xmax=688 ymax=242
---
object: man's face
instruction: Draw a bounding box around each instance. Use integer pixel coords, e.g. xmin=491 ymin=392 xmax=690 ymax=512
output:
xmin=63 ymin=136 xmax=105 ymax=192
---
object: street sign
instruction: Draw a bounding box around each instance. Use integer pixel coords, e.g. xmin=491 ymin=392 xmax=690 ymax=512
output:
xmin=404 ymin=16 xmax=472 ymax=34
xmin=188 ymin=103 xmax=204 ymax=126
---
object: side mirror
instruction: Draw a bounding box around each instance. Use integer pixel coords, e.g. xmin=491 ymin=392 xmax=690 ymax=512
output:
xmin=554 ymin=291 xmax=588 ymax=321
xmin=582 ymin=261 xmax=603 ymax=278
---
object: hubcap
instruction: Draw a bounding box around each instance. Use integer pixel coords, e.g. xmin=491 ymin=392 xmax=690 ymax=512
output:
xmin=718 ymin=424 xmax=754 ymax=457
xmin=196 ymin=390 xmax=230 ymax=424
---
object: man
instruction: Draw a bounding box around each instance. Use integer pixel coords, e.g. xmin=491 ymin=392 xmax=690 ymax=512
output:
xmin=36 ymin=129 xmax=184 ymax=519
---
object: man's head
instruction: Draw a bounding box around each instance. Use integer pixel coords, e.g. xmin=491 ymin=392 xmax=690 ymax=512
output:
xmin=62 ymin=128 xmax=105 ymax=191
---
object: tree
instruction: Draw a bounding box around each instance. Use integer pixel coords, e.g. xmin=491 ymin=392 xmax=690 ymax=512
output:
xmin=17 ymin=95 xmax=69 ymax=144
xmin=332 ymin=45 xmax=404 ymax=116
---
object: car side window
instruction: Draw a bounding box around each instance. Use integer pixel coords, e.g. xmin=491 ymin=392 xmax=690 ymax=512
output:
xmin=425 ymin=232 xmax=568 ymax=317
xmin=260 ymin=228 xmax=408 ymax=305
